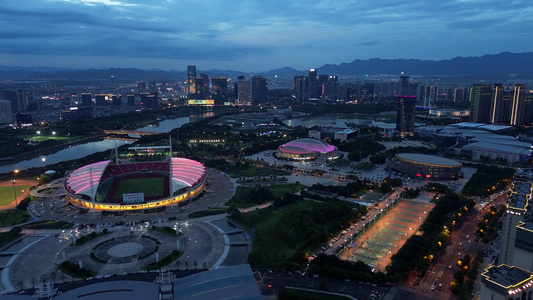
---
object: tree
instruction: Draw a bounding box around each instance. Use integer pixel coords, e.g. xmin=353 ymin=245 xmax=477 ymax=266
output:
xmin=193 ymin=260 xmax=198 ymax=269
xmin=49 ymin=272 xmax=57 ymax=284
xmin=184 ymin=261 xmax=189 ymax=270
xmin=203 ymin=261 xmax=207 ymax=269
xmin=176 ymin=260 xmax=181 ymax=270
xmin=30 ymin=278 xmax=37 ymax=288
xmin=40 ymin=274 xmax=48 ymax=285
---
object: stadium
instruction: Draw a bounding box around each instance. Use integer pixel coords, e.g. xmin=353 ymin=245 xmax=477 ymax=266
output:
xmin=65 ymin=157 xmax=206 ymax=211
xmin=385 ymin=153 xmax=462 ymax=180
xmin=276 ymin=138 xmax=340 ymax=160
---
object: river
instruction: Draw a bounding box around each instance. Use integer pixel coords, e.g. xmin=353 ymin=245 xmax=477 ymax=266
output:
xmin=0 ymin=114 xmax=210 ymax=174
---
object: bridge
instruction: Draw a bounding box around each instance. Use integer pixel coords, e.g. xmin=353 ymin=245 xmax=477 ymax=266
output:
xmin=104 ymin=130 xmax=162 ymax=136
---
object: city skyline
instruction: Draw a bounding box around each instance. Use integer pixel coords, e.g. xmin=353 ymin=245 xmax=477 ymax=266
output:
xmin=0 ymin=0 xmax=531 ymax=72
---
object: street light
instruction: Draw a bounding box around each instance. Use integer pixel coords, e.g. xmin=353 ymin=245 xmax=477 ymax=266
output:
xmin=12 ymin=169 xmax=19 ymax=208
xmin=42 ymin=157 xmax=46 ymax=172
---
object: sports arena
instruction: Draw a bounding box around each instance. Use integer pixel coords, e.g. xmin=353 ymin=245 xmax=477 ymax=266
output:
xmin=65 ymin=158 xmax=206 ymax=211
xmin=385 ymin=153 xmax=462 ymax=180
xmin=276 ymin=138 xmax=340 ymax=160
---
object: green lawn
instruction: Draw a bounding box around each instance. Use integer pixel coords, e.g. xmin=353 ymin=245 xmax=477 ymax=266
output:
xmin=114 ymin=177 xmax=166 ymax=199
xmin=0 ymin=209 xmax=32 ymax=227
xmin=226 ymin=183 xmax=307 ymax=208
xmin=0 ymin=185 xmax=32 ymax=206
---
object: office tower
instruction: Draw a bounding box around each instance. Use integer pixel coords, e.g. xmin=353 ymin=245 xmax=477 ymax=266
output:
xmin=419 ymin=85 xmax=438 ymax=107
xmin=200 ymin=73 xmax=210 ymax=99
xmin=95 ymin=94 xmax=106 ymax=106
xmin=112 ymin=95 xmax=122 ymax=106
xmin=469 ymin=84 xmax=492 ymax=123
xmin=148 ymin=81 xmax=156 ymax=93
xmin=127 ymin=95 xmax=135 ymax=106
xmin=0 ymin=100 xmax=13 ymax=124
xmin=251 ymin=75 xmax=267 ymax=105
xmin=187 ymin=66 xmax=197 ymax=97
xmin=237 ymin=78 xmax=251 ymax=105
xmin=396 ymin=75 xmax=416 ymax=137
xmin=453 ymin=88 xmax=468 ymax=102
xmin=323 ymin=76 xmax=338 ymax=101
xmin=195 ymin=77 xmax=204 ymax=98
xmin=309 ymin=69 xmax=318 ymax=100
xmin=318 ymin=75 xmax=329 ymax=99
xmin=80 ymin=93 xmax=92 ymax=107
xmin=510 ymin=84 xmax=527 ymax=126
xmin=137 ymin=81 xmax=146 ymax=94
xmin=212 ymin=77 xmax=228 ymax=105
xmin=294 ymin=76 xmax=309 ymax=102
xmin=3 ymin=89 xmax=27 ymax=113
xmin=235 ymin=76 xmax=245 ymax=99
xmin=489 ymin=84 xmax=506 ymax=124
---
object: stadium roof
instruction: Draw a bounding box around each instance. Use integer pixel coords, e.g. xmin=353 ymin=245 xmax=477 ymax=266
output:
xmin=171 ymin=157 xmax=206 ymax=192
xmin=55 ymin=281 xmax=160 ymax=300
xmin=65 ymin=160 xmax=112 ymax=200
xmin=396 ymin=153 xmax=461 ymax=167
xmin=173 ymin=264 xmax=262 ymax=300
xmin=279 ymin=138 xmax=336 ymax=154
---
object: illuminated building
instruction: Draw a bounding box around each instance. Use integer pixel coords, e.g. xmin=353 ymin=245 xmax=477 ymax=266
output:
xmin=470 ymin=84 xmax=494 ymax=123
xmin=64 ymin=157 xmax=206 ymax=212
xmin=385 ymin=153 xmax=462 ymax=180
xmin=309 ymin=68 xmax=318 ymax=100
xmin=480 ymin=265 xmax=533 ymax=300
xmin=396 ymin=75 xmax=416 ymax=137
xmin=187 ymin=65 xmax=197 ymax=96
xmin=277 ymin=138 xmax=340 ymax=160
xmin=200 ymin=73 xmax=210 ymax=99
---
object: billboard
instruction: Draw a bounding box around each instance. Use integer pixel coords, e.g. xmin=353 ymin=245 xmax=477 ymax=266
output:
xmin=123 ymin=192 xmax=145 ymax=204
xmin=188 ymin=99 xmax=214 ymax=106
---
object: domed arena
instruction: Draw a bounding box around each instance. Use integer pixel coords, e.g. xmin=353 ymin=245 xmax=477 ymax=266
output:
xmin=65 ymin=157 xmax=206 ymax=212
xmin=277 ymin=138 xmax=340 ymax=160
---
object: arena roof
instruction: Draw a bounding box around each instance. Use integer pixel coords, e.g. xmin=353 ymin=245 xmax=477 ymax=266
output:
xmin=396 ymin=153 xmax=461 ymax=167
xmin=55 ymin=281 xmax=160 ymax=300
xmin=65 ymin=160 xmax=112 ymax=200
xmin=279 ymin=138 xmax=336 ymax=154
xmin=171 ymin=157 xmax=206 ymax=191
xmin=173 ymin=264 xmax=262 ymax=300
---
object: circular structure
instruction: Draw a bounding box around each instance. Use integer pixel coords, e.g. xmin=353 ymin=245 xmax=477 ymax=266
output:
xmin=108 ymin=242 xmax=143 ymax=257
xmin=277 ymin=138 xmax=340 ymax=160
xmin=65 ymin=157 xmax=206 ymax=211
xmin=92 ymin=236 xmax=158 ymax=264
xmin=386 ymin=153 xmax=462 ymax=180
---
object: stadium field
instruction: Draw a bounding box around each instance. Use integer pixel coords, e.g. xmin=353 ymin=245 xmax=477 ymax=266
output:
xmin=113 ymin=177 xmax=166 ymax=199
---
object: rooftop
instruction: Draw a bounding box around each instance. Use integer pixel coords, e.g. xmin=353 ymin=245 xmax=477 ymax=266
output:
xmin=396 ymin=153 xmax=462 ymax=167
xmin=482 ymin=265 xmax=533 ymax=290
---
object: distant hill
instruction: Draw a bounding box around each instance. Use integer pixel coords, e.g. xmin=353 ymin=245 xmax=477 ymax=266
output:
xmin=317 ymin=52 xmax=533 ymax=77
xmin=0 ymin=52 xmax=531 ymax=80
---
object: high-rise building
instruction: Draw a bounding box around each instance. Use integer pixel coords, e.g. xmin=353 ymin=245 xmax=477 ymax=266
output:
xmin=237 ymin=78 xmax=251 ymax=105
xmin=453 ymin=88 xmax=468 ymax=102
xmin=294 ymin=76 xmax=309 ymax=102
xmin=469 ymin=84 xmax=493 ymax=123
xmin=481 ymin=169 xmax=533 ymax=300
xmin=200 ymin=73 xmax=210 ymax=99
xmin=308 ymin=69 xmax=318 ymax=100
xmin=95 ymin=94 xmax=106 ymax=106
xmin=212 ymin=77 xmax=228 ymax=105
xmin=323 ymin=76 xmax=338 ymax=101
xmin=187 ymin=66 xmax=197 ymax=97
xmin=148 ymin=81 xmax=156 ymax=93
xmin=127 ymin=95 xmax=135 ymax=106
xmin=510 ymin=84 xmax=528 ymax=126
xmin=251 ymin=75 xmax=267 ymax=105
xmin=396 ymin=75 xmax=416 ymax=137
xmin=3 ymin=89 xmax=27 ymax=113
xmin=137 ymin=81 xmax=146 ymax=94
xmin=112 ymin=95 xmax=122 ymax=106
xmin=0 ymin=100 xmax=13 ymax=124
xmin=80 ymin=93 xmax=92 ymax=107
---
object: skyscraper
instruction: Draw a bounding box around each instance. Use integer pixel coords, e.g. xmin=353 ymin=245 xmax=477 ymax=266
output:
xmin=510 ymin=84 xmax=527 ymax=126
xmin=200 ymin=73 xmax=210 ymax=99
xmin=237 ymin=78 xmax=251 ymax=105
xmin=187 ymin=66 xmax=197 ymax=97
xmin=294 ymin=76 xmax=309 ymax=102
xmin=80 ymin=93 xmax=92 ymax=107
xmin=396 ymin=75 xmax=416 ymax=137
xmin=3 ymin=89 xmax=27 ymax=113
xmin=469 ymin=84 xmax=492 ymax=123
xmin=308 ymin=69 xmax=318 ymax=100
xmin=251 ymin=75 xmax=267 ymax=105
xmin=212 ymin=77 xmax=228 ymax=105
xmin=0 ymin=100 xmax=13 ymax=124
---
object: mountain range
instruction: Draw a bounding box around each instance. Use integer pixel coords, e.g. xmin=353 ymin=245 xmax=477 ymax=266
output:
xmin=0 ymin=52 xmax=532 ymax=80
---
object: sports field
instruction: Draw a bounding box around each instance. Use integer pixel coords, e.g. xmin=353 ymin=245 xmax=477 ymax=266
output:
xmin=340 ymin=200 xmax=434 ymax=271
xmin=0 ymin=185 xmax=32 ymax=206
xmin=113 ymin=177 xmax=166 ymax=199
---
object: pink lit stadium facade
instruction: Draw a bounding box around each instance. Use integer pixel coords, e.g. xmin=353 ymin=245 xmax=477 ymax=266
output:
xmin=65 ymin=158 xmax=206 ymax=211
xmin=277 ymin=138 xmax=340 ymax=160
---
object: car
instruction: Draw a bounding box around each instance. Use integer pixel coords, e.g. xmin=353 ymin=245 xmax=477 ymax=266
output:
xmin=448 ymin=265 xmax=452 ymax=269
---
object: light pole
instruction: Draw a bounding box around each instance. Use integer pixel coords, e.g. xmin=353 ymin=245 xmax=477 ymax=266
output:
xmin=12 ymin=169 xmax=19 ymax=208
xmin=42 ymin=157 xmax=46 ymax=172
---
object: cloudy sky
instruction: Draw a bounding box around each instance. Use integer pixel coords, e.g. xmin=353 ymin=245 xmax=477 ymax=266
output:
xmin=0 ymin=0 xmax=531 ymax=72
